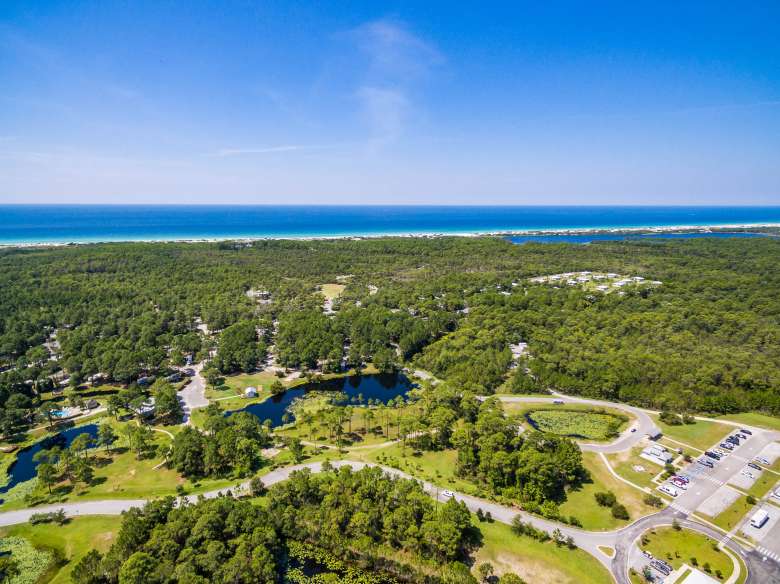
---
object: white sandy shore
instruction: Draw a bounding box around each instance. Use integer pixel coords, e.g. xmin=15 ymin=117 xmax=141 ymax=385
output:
xmin=1 ymin=222 xmax=778 ymax=249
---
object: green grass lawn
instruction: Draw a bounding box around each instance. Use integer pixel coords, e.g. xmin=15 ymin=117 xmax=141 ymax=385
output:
xmin=606 ymin=446 xmax=662 ymax=489
xmin=639 ymin=526 xmax=733 ymax=580
xmin=559 ymin=452 xmax=657 ymax=530
xmin=745 ymin=472 xmax=779 ymax=499
xmin=704 ymin=495 xmax=754 ymax=532
xmin=0 ymin=515 xmax=122 ymax=584
xmin=356 ymin=444 xmax=483 ymax=496
xmin=473 ymin=519 xmax=612 ymax=584
xmin=713 ymin=412 xmax=780 ymax=432
xmin=650 ymin=415 xmax=731 ymax=451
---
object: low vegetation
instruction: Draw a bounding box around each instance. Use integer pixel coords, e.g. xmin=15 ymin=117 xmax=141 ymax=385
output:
xmin=525 ymin=409 xmax=627 ymax=441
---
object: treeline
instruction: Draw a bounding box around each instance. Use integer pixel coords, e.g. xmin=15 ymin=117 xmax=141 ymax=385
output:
xmin=72 ymin=465 xmax=479 ymax=583
xmin=2 ymin=236 xmax=780 ymax=420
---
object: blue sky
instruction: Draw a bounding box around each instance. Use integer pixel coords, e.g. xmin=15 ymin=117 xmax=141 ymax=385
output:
xmin=1 ymin=1 xmax=779 ymax=204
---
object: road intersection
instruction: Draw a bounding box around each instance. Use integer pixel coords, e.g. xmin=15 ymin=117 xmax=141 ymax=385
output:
xmin=1 ymin=392 xmax=778 ymax=584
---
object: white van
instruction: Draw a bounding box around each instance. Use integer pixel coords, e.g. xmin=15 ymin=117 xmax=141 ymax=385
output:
xmin=750 ymin=509 xmax=769 ymax=529
xmin=658 ymin=484 xmax=678 ymax=497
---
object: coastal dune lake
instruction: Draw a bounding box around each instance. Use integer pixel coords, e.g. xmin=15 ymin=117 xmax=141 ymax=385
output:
xmin=229 ymin=372 xmax=414 ymax=427
xmin=508 ymin=231 xmax=772 ymax=244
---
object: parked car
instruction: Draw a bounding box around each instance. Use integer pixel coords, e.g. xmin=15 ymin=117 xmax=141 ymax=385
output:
xmin=705 ymin=451 xmax=721 ymax=460
xmin=697 ymin=458 xmax=714 ymax=468
xmin=726 ymin=436 xmax=740 ymax=445
xmin=442 ymin=490 xmax=454 ymax=498
xmin=658 ymin=484 xmax=679 ymax=497
xmin=643 ymin=550 xmax=654 ymax=559
xmin=740 ymin=428 xmax=753 ymax=435
xmin=714 ymin=448 xmax=729 ymax=457
xmin=741 ymin=470 xmax=755 ymax=480
xmin=736 ymin=433 xmax=748 ymax=440
xmin=748 ymin=462 xmax=762 ymax=471
xmin=719 ymin=442 xmax=734 ymax=450
xmin=671 ymin=478 xmax=688 ymax=489
xmin=755 ymin=456 xmax=770 ymax=465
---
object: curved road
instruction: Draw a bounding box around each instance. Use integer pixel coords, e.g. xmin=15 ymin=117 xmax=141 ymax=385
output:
xmin=488 ymin=392 xmax=657 ymax=454
xmin=2 ymin=389 xmax=778 ymax=584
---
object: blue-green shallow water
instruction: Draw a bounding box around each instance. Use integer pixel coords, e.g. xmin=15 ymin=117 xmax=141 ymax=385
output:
xmin=1 ymin=205 xmax=779 ymax=244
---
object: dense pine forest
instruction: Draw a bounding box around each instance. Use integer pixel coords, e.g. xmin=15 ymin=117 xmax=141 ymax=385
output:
xmin=1 ymin=235 xmax=779 ymax=435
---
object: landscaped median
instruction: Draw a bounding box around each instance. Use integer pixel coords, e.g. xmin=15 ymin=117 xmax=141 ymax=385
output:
xmin=638 ymin=526 xmax=735 ymax=582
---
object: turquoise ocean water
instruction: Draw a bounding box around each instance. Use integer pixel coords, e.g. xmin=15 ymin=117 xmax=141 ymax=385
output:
xmin=1 ymin=205 xmax=779 ymax=244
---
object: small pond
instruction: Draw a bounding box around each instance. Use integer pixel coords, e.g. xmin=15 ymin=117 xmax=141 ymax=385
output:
xmin=0 ymin=424 xmax=99 ymax=499
xmin=228 ymin=372 xmax=414 ymax=427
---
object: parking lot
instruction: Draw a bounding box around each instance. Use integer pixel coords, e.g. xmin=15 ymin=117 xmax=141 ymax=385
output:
xmin=740 ymin=502 xmax=779 ymax=543
xmin=656 ymin=429 xmax=778 ymax=517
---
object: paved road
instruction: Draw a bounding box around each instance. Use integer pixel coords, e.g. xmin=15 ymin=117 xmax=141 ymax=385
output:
xmin=487 ymin=392 xmax=657 ymax=453
xmin=178 ymin=362 xmax=208 ymax=423
xmin=3 ymin=458 xmax=779 ymax=583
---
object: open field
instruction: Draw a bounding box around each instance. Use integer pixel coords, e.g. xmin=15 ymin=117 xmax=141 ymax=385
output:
xmin=367 ymin=446 xmax=481 ymax=495
xmin=319 ymin=283 xmax=346 ymax=299
xmin=713 ymin=412 xmax=780 ymax=432
xmin=650 ymin=415 xmax=731 ymax=451
xmin=0 ymin=515 xmax=122 ymax=584
xmin=639 ymin=526 xmax=733 ymax=580
xmin=559 ymin=452 xmax=657 ymax=530
xmin=606 ymin=446 xmax=660 ymax=489
xmin=473 ymin=519 xmax=613 ymax=584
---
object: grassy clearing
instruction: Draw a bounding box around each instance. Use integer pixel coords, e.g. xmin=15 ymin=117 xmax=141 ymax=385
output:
xmin=473 ymin=519 xmax=612 ymax=584
xmin=525 ymin=409 xmax=627 ymax=441
xmin=0 ymin=516 xmax=122 ymax=584
xmin=650 ymin=415 xmax=731 ymax=451
xmin=639 ymin=527 xmax=733 ymax=580
xmin=559 ymin=452 xmax=656 ymax=530
xmin=606 ymin=446 xmax=661 ymax=489
xmin=705 ymin=495 xmax=754 ymax=532
xmin=713 ymin=412 xmax=780 ymax=432
xmin=319 ymin=283 xmax=346 ymax=300
xmin=362 ymin=445 xmax=482 ymax=496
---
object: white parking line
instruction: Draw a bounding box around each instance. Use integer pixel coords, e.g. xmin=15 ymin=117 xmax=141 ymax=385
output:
xmin=757 ymin=546 xmax=780 ymax=563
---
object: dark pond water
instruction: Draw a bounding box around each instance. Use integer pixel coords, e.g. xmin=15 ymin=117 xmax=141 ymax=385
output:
xmin=228 ymin=373 xmax=414 ymax=427
xmin=508 ymin=232 xmax=771 ymax=245
xmin=0 ymin=424 xmax=99 ymax=498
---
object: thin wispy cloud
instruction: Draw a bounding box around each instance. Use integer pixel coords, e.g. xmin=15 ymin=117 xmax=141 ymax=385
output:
xmin=211 ymin=145 xmax=325 ymax=157
xmin=349 ymin=19 xmax=443 ymax=151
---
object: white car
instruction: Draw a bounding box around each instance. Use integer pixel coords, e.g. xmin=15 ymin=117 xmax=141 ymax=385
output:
xmin=658 ymin=484 xmax=679 ymax=497
xmin=741 ymin=471 xmax=755 ymax=480
xmin=755 ymin=457 xmax=770 ymax=465
xmin=442 ymin=490 xmax=454 ymax=498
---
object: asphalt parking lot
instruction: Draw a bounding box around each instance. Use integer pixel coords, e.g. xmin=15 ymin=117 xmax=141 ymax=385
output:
xmin=660 ymin=431 xmax=777 ymax=516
